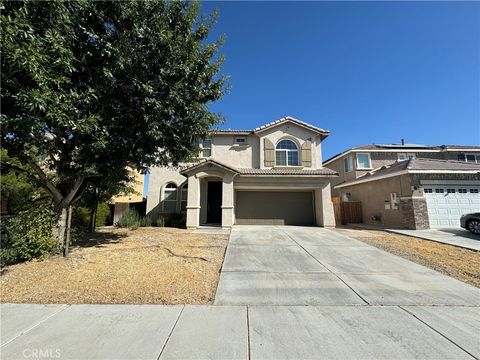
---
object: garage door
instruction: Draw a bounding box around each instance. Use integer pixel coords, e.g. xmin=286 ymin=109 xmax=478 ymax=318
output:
xmin=235 ymin=191 xmax=314 ymax=226
xmin=424 ymin=186 xmax=480 ymax=227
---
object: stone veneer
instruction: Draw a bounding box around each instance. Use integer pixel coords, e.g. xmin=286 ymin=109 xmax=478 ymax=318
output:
xmin=400 ymin=197 xmax=429 ymax=230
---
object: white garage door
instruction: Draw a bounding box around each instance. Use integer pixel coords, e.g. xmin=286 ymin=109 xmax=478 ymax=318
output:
xmin=424 ymin=186 xmax=480 ymax=227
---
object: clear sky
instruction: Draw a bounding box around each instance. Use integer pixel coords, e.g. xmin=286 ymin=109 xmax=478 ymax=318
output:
xmin=201 ymin=1 xmax=480 ymax=160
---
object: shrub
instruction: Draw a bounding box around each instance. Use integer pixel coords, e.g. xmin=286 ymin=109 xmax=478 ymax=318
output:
xmin=115 ymin=208 xmax=140 ymax=229
xmin=139 ymin=216 xmax=152 ymax=227
xmin=1 ymin=202 xmax=58 ymax=265
xmin=155 ymin=215 xmax=165 ymax=227
xmin=75 ymin=202 xmax=111 ymax=228
xmin=166 ymin=213 xmax=186 ymax=228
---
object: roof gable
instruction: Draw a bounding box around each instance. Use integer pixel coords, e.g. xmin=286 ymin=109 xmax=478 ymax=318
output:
xmin=253 ymin=116 xmax=330 ymax=138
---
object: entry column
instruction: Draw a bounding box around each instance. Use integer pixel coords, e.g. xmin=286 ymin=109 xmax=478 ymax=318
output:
xmin=221 ymin=174 xmax=235 ymax=227
xmin=186 ymin=175 xmax=200 ymax=228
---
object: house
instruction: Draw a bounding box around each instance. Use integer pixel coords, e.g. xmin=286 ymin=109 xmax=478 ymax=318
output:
xmin=146 ymin=116 xmax=338 ymax=228
xmin=111 ymin=171 xmax=145 ymax=224
xmin=325 ymin=144 xmax=480 ymax=229
xmin=324 ymin=143 xmax=480 ymax=196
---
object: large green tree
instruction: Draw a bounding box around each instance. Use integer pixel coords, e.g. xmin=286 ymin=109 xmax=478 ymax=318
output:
xmin=1 ymin=0 xmax=227 ymax=252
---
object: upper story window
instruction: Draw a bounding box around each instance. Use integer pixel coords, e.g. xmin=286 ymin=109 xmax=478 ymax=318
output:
xmin=234 ymin=136 xmax=247 ymax=145
xmin=193 ymin=139 xmax=212 ymax=158
xmin=458 ymin=153 xmax=479 ymax=163
xmin=398 ymin=153 xmax=415 ymax=161
xmin=344 ymin=155 xmax=353 ymax=172
xmin=163 ymin=183 xmax=178 ymax=212
xmin=356 ymin=153 xmax=371 ymax=169
xmin=275 ymin=139 xmax=299 ymax=166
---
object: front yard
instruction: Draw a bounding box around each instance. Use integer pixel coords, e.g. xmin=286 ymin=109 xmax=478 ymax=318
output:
xmin=1 ymin=227 xmax=229 ymax=304
xmin=335 ymin=227 xmax=480 ymax=287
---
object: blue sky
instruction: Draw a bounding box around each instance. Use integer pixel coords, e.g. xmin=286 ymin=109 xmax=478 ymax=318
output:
xmin=201 ymin=1 xmax=480 ymax=160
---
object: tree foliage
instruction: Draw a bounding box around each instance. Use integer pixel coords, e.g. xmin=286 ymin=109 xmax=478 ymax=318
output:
xmin=1 ymin=0 xmax=227 ymax=248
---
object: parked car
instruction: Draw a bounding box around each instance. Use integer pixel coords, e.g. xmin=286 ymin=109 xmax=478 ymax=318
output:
xmin=460 ymin=213 xmax=480 ymax=234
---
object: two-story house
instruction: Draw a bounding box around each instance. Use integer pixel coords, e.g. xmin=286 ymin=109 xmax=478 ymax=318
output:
xmin=324 ymin=144 xmax=480 ymax=229
xmin=146 ymin=116 xmax=338 ymax=228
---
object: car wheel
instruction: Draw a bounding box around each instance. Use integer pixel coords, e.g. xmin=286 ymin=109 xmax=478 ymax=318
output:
xmin=467 ymin=220 xmax=480 ymax=234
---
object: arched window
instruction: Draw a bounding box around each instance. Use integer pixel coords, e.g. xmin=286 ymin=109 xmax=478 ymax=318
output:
xmin=180 ymin=183 xmax=188 ymax=212
xmin=163 ymin=183 xmax=178 ymax=212
xmin=276 ymin=139 xmax=299 ymax=166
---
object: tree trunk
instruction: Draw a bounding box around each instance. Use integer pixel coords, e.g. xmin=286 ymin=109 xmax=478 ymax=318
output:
xmin=64 ymin=206 xmax=73 ymax=257
xmin=88 ymin=186 xmax=98 ymax=233
xmin=56 ymin=207 xmax=68 ymax=252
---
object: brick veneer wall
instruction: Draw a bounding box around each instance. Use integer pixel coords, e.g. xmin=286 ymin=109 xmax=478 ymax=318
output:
xmin=400 ymin=197 xmax=429 ymax=230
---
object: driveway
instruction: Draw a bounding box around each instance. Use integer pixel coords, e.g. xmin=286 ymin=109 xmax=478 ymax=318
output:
xmin=215 ymin=226 xmax=480 ymax=305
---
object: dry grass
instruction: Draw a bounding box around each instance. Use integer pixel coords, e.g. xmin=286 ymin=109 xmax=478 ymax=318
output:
xmin=1 ymin=227 xmax=229 ymax=304
xmin=336 ymin=227 xmax=480 ymax=287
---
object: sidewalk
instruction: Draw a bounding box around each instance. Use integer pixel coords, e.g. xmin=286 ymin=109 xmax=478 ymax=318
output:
xmin=2 ymin=303 xmax=479 ymax=359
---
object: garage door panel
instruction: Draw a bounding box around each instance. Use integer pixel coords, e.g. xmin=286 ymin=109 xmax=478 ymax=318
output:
xmin=424 ymin=186 xmax=480 ymax=228
xmin=236 ymin=191 xmax=314 ymax=226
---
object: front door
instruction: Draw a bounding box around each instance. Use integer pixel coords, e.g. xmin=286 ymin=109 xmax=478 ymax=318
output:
xmin=207 ymin=181 xmax=222 ymax=224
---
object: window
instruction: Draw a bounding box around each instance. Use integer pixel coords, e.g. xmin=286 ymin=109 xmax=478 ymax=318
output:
xmin=235 ymin=137 xmax=247 ymax=145
xmin=163 ymin=183 xmax=177 ymax=212
xmin=470 ymin=189 xmax=479 ymax=194
xmin=424 ymin=188 xmax=433 ymax=193
xmin=398 ymin=153 xmax=406 ymax=161
xmin=356 ymin=154 xmax=371 ymax=169
xmin=459 ymin=189 xmax=468 ymax=194
xmin=458 ymin=153 xmax=479 ymax=163
xmin=446 ymin=189 xmax=456 ymax=193
xmin=344 ymin=156 xmax=354 ymax=172
xmin=193 ymin=139 xmax=212 ymax=158
xmin=180 ymin=184 xmax=188 ymax=212
xmin=407 ymin=153 xmax=415 ymax=160
xmin=435 ymin=189 xmax=444 ymax=193
xmin=275 ymin=139 xmax=299 ymax=166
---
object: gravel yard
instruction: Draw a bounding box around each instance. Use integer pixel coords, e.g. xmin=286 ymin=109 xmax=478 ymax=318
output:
xmin=1 ymin=227 xmax=229 ymax=304
xmin=335 ymin=227 xmax=480 ymax=287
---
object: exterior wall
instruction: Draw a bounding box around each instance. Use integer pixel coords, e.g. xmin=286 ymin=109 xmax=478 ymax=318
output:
xmin=257 ymin=124 xmax=323 ymax=169
xmin=111 ymin=170 xmax=145 ymax=203
xmin=211 ymin=134 xmax=259 ymax=168
xmin=337 ymin=174 xmax=416 ymax=228
xmin=146 ymin=166 xmax=187 ymax=217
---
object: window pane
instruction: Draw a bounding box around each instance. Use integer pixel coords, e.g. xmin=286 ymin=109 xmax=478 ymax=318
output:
xmin=466 ymin=154 xmax=476 ymax=162
xmin=357 ymin=154 xmax=370 ymax=169
xmin=276 ymin=151 xmax=287 ymax=166
xmin=164 ymin=189 xmax=177 ymax=200
xmin=398 ymin=153 xmax=406 ymax=160
xmin=180 ymin=201 xmax=187 ymax=212
xmin=202 ymin=149 xmax=211 ymax=157
xmin=458 ymin=154 xmax=466 ymax=161
xmin=163 ymin=201 xmax=177 ymax=213
xmin=276 ymin=140 xmax=297 ymax=150
xmin=202 ymin=139 xmax=212 ymax=148
xmin=288 ymin=151 xmax=299 ymax=166
xmin=344 ymin=156 xmax=353 ymax=172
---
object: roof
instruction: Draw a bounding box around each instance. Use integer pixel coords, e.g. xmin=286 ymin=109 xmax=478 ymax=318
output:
xmin=238 ymin=167 xmax=338 ymax=176
xmin=254 ymin=116 xmax=330 ymax=137
xmin=211 ymin=116 xmax=330 ymax=137
xmin=335 ymin=158 xmax=480 ymax=188
xmin=179 ymin=159 xmax=338 ymax=177
xmin=324 ymin=143 xmax=480 ymax=165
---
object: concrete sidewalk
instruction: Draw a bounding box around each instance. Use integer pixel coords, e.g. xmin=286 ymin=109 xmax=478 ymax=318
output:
xmin=387 ymin=228 xmax=480 ymax=251
xmin=1 ymin=303 xmax=479 ymax=359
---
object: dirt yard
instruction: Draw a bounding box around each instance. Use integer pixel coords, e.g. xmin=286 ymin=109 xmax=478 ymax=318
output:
xmin=1 ymin=227 xmax=229 ymax=304
xmin=335 ymin=227 xmax=480 ymax=287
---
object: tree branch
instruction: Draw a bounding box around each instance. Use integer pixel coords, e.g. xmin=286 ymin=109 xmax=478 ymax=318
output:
xmin=27 ymin=161 xmax=64 ymax=204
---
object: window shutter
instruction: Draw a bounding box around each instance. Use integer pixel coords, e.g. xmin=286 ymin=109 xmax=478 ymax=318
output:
xmin=264 ymin=138 xmax=275 ymax=167
xmin=301 ymin=140 xmax=312 ymax=167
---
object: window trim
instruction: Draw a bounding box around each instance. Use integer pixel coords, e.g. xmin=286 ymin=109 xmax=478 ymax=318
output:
xmin=275 ymin=139 xmax=300 ymax=167
xmin=398 ymin=153 xmax=407 ymax=161
xmin=356 ymin=153 xmax=372 ymax=170
xmin=458 ymin=153 xmax=479 ymax=163
xmin=194 ymin=138 xmax=212 ymax=158
xmin=180 ymin=183 xmax=188 ymax=213
xmin=344 ymin=155 xmax=354 ymax=172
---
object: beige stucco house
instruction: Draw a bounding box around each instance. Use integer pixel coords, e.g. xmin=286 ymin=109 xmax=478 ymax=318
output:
xmin=146 ymin=116 xmax=338 ymax=228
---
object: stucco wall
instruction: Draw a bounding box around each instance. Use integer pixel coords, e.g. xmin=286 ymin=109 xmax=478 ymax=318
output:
xmin=337 ymin=174 xmax=413 ymax=228
xmin=257 ymin=124 xmax=323 ymax=169
xmin=146 ymin=166 xmax=187 ymax=216
xmin=211 ymin=134 xmax=259 ymax=168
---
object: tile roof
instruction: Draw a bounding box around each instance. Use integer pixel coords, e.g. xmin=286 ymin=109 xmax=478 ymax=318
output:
xmin=253 ymin=116 xmax=330 ymax=135
xmin=238 ymin=167 xmax=338 ymax=176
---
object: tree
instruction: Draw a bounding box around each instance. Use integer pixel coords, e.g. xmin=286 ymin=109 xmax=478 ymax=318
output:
xmin=1 ymin=0 xmax=227 ymax=254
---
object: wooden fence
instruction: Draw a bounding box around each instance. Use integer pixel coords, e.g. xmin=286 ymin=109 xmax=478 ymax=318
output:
xmin=341 ymin=201 xmax=363 ymax=224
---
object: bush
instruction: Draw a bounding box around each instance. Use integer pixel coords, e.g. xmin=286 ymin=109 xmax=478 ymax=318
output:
xmin=166 ymin=213 xmax=186 ymax=228
xmin=75 ymin=202 xmax=111 ymax=228
xmin=155 ymin=215 xmax=165 ymax=227
xmin=1 ymin=202 xmax=58 ymax=265
xmin=115 ymin=208 xmax=152 ymax=229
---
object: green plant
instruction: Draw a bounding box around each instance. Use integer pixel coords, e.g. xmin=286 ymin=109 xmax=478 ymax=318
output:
xmin=139 ymin=216 xmax=152 ymax=227
xmin=155 ymin=215 xmax=165 ymax=227
xmin=115 ymin=209 xmax=140 ymax=230
xmin=75 ymin=202 xmax=111 ymax=229
xmin=1 ymin=202 xmax=58 ymax=265
xmin=166 ymin=213 xmax=187 ymax=228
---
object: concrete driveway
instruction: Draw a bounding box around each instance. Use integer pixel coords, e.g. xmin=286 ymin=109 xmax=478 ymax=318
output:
xmin=215 ymin=226 xmax=480 ymax=306
xmin=2 ymin=226 xmax=479 ymax=359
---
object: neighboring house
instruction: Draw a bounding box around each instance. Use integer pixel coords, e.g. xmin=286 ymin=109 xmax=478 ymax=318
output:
xmin=146 ymin=116 xmax=338 ymax=228
xmin=334 ymin=158 xmax=480 ymax=229
xmin=324 ymin=143 xmax=480 ymax=196
xmin=111 ymin=171 xmax=145 ymax=224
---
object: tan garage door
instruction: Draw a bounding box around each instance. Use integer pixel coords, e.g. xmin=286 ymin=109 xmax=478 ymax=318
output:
xmin=235 ymin=191 xmax=314 ymax=225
